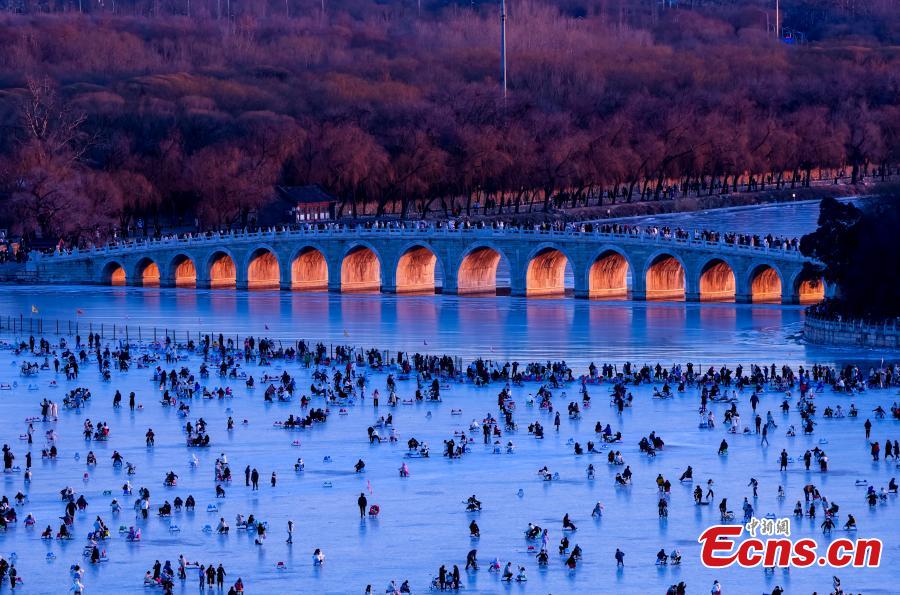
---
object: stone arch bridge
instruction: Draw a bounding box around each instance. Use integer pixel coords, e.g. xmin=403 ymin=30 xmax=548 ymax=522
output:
xmin=26 ymin=227 xmax=824 ymax=304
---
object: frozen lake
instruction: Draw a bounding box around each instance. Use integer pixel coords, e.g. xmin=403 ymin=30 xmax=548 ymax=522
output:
xmin=0 ymin=324 xmax=898 ymax=594
xmin=600 ymin=197 xmax=868 ymax=238
xmin=0 ymin=196 xmax=897 ymax=594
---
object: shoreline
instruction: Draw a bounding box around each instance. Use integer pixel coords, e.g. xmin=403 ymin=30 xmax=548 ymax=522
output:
xmin=560 ymin=186 xmax=873 ymax=222
xmin=595 ymin=197 xmax=858 ymax=224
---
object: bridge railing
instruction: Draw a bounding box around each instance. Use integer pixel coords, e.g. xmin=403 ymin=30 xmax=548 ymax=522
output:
xmin=30 ymin=224 xmax=807 ymax=262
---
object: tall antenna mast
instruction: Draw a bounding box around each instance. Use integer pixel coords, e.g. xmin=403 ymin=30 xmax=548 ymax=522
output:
xmin=500 ymin=0 xmax=508 ymax=101
xmin=775 ymin=0 xmax=780 ymax=39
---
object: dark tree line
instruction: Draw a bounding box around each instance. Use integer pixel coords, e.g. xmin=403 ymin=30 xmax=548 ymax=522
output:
xmin=0 ymin=0 xmax=897 ymax=242
xmin=801 ymin=192 xmax=900 ymax=319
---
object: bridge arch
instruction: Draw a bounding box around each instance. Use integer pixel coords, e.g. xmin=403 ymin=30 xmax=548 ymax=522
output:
xmin=525 ymin=243 xmax=573 ymax=297
xmin=697 ymin=257 xmax=736 ymax=302
xmin=290 ymin=245 xmax=329 ymax=291
xmin=169 ymin=253 xmax=198 ymax=288
xmin=746 ymin=263 xmax=783 ymax=304
xmin=396 ymin=243 xmax=444 ymax=294
xmin=133 ymin=257 xmax=161 ymax=287
xmin=790 ymin=269 xmax=826 ymax=304
xmin=100 ymin=260 xmax=127 ymax=286
xmin=644 ymin=251 xmax=686 ymax=301
xmin=206 ymin=249 xmax=238 ymax=289
xmin=246 ymin=245 xmax=281 ymax=290
xmin=341 ymin=242 xmax=382 ymax=293
xmin=586 ymin=247 xmax=633 ymax=299
xmin=456 ymin=243 xmax=512 ymax=296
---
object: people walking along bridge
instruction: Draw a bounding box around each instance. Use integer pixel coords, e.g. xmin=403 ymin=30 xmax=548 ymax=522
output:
xmin=26 ymin=223 xmax=825 ymax=304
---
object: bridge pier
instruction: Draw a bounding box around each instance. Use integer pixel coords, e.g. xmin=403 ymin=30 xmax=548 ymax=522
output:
xmin=440 ymin=265 xmax=460 ymax=295
xmin=684 ymin=266 xmax=700 ymax=302
xmin=573 ymin=263 xmax=590 ymax=299
xmin=629 ymin=274 xmax=648 ymax=301
xmin=509 ymin=271 xmax=527 ymax=298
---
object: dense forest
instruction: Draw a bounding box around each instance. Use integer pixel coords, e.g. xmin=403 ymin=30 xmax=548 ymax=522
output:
xmin=0 ymin=0 xmax=897 ymax=242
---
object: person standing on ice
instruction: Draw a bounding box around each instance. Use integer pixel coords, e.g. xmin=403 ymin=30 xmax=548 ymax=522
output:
xmin=286 ymin=520 xmax=293 ymax=545
xmin=358 ymin=492 xmax=368 ymax=518
xmin=466 ymin=549 xmax=478 ymax=570
xmin=244 ymin=466 xmax=251 ymax=486
xmin=615 ymin=548 xmax=625 ymax=566
xmin=250 ymin=468 xmax=259 ymax=490
xmin=747 ymin=478 xmax=758 ymax=498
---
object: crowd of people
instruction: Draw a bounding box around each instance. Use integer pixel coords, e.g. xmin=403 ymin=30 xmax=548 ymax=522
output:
xmin=39 ymin=218 xmax=801 ymax=257
xmin=1 ymin=327 xmax=897 ymax=593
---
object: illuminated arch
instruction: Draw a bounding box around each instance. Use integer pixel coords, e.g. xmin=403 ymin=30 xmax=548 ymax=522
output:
xmin=644 ymin=252 xmax=685 ymax=301
xmin=698 ymin=257 xmax=736 ymax=302
xmin=396 ymin=244 xmax=443 ymax=294
xmin=134 ymin=257 xmax=160 ymax=287
xmin=793 ymin=270 xmax=826 ymax=304
xmin=169 ymin=254 xmax=197 ymax=288
xmin=206 ymin=250 xmax=237 ymax=289
xmin=525 ymin=244 xmax=572 ymax=297
xmin=341 ymin=243 xmax=382 ymax=293
xmin=457 ymin=243 xmax=511 ymax=296
xmin=290 ymin=246 xmax=328 ymax=291
xmin=246 ymin=246 xmax=281 ymax=290
xmin=101 ymin=260 xmax=126 ymax=286
xmin=587 ymin=248 xmax=632 ymax=299
xmin=748 ymin=264 xmax=783 ymax=303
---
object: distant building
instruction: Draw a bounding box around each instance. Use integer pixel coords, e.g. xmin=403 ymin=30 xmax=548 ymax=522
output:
xmin=276 ymin=185 xmax=338 ymax=223
xmin=255 ymin=185 xmax=338 ymax=226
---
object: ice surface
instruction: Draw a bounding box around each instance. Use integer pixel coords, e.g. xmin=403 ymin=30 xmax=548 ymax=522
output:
xmin=0 ymin=325 xmax=898 ymax=594
xmin=599 ymin=197 xmax=867 ymax=238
